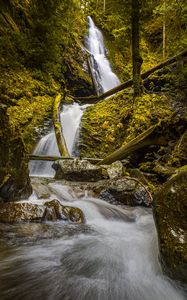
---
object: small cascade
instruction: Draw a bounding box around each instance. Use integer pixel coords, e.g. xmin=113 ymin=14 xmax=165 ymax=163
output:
xmin=29 ymin=103 xmax=88 ymax=177
xmin=87 ymin=16 xmax=120 ymax=94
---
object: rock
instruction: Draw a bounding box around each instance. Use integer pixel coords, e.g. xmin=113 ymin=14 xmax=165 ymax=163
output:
xmin=153 ymin=170 xmax=187 ymax=284
xmin=103 ymin=161 xmax=124 ymax=179
xmin=99 ymin=178 xmax=151 ymax=207
xmin=32 ymin=181 xmax=51 ymax=199
xmin=52 ymin=158 xmax=108 ymax=181
xmin=44 ymin=199 xmax=68 ymax=220
xmin=44 ymin=199 xmax=85 ymax=224
xmin=0 ymin=200 xmax=85 ymax=224
xmin=0 ymin=202 xmax=46 ymax=223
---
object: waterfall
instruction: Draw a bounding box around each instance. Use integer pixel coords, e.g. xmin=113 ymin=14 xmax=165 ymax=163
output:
xmin=87 ymin=16 xmax=120 ymax=94
xmin=29 ymin=103 xmax=88 ymax=177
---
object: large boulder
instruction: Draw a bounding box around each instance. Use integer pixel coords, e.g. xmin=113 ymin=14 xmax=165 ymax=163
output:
xmin=99 ymin=177 xmax=151 ymax=207
xmin=153 ymin=170 xmax=187 ymax=284
xmin=52 ymin=158 xmax=108 ymax=181
xmin=0 ymin=200 xmax=85 ymax=224
xmin=0 ymin=202 xmax=46 ymax=223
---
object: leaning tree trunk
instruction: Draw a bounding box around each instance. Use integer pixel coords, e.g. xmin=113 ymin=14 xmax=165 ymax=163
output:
xmin=132 ymin=0 xmax=143 ymax=97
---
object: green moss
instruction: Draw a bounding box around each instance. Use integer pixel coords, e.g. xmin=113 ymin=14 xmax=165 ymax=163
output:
xmin=80 ymin=91 xmax=173 ymax=158
xmin=1 ymin=69 xmax=60 ymax=153
xmin=125 ymin=93 xmax=173 ymax=143
xmin=153 ymin=171 xmax=187 ymax=283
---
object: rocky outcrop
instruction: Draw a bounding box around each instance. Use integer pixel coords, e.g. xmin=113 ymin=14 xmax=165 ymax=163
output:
xmin=153 ymin=170 xmax=187 ymax=284
xmin=0 ymin=200 xmax=85 ymax=224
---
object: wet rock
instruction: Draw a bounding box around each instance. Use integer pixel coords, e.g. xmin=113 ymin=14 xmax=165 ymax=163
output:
xmin=44 ymin=200 xmax=85 ymax=224
xmin=0 ymin=200 xmax=85 ymax=224
xmin=99 ymin=178 xmax=151 ymax=207
xmin=44 ymin=199 xmax=68 ymax=220
xmin=32 ymin=181 xmax=51 ymax=199
xmin=0 ymin=202 xmax=46 ymax=223
xmin=153 ymin=170 xmax=187 ymax=284
xmin=53 ymin=158 xmax=108 ymax=181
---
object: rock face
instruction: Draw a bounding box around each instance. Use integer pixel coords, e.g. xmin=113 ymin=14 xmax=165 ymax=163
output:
xmin=153 ymin=170 xmax=187 ymax=284
xmin=0 ymin=200 xmax=85 ymax=224
xmin=53 ymin=159 xmax=108 ymax=181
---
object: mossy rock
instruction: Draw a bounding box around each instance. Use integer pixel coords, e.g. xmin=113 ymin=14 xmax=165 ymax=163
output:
xmin=153 ymin=170 xmax=187 ymax=284
xmin=44 ymin=199 xmax=85 ymax=224
xmin=0 ymin=200 xmax=85 ymax=224
xmin=0 ymin=202 xmax=46 ymax=223
xmin=52 ymin=159 xmax=108 ymax=182
xmin=99 ymin=177 xmax=152 ymax=207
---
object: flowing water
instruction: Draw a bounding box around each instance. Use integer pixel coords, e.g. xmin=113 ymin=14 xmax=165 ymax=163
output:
xmin=0 ymin=183 xmax=185 ymax=300
xmin=87 ymin=16 xmax=120 ymax=94
xmin=29 ymin=103 xmax=88 ymax=177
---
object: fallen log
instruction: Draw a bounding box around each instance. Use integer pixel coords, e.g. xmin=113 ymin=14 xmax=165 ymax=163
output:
xmin=75 ymin=49 xmax=187 ymax=103
xmin=29 ymin=155 xmax=102 ymax=164
xmin=53 ymin=94 xmax=70 ymax=157
xmin=97 ymin=118 xmax=172 ymax=165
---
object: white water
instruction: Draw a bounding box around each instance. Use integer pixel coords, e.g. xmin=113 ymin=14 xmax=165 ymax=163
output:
xmin=87 ymin=16 xmax=120 ymax=94
xmin=0 ymin=183 xmax=185 ymax=300
xmin=29 ymin=103 xmax=88 ymax=177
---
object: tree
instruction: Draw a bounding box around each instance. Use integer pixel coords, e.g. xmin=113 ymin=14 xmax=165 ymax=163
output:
xmin=131 ymin=0 xmax=143 ymax=97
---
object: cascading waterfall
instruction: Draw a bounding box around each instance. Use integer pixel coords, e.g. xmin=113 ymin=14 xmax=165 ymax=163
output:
xmin=29 ymin=103 xmax=88 ymax=177
xmin=3 ymin=17 xmax=184 ymax=300
xmin=87 ymin=16 xmax=120 ymax=94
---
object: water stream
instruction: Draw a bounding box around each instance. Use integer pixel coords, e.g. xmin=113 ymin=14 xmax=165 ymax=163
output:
xmin=0 ymin=184 xmax=185 ymax=300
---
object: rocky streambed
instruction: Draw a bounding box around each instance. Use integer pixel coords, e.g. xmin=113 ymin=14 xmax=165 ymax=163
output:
xmin=0 ymin=159 xmax=186 ymax=292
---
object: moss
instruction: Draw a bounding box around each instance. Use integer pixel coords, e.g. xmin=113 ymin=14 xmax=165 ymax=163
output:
xmin=0 ymin=69 xmax=59 ymax=153
xmin=80 ymin=91 xmax=173 ymax=159
xmin=168 ymin=129 xmax=187 ymax=168
xmin=153 ymin=171 xmax=187 ymax=283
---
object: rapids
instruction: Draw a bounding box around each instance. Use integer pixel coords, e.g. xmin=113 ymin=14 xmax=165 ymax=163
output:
xmin=0 ymin=183 xmax=185 ymax=300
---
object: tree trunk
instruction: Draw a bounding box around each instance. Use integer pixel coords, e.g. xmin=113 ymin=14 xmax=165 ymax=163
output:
xmin=132 ymin=0 xmax=143 ymax=97
xmin=53 ymin=94 xmax=70 ymax=157
xmin=163 ymin=0 xmax=166 ymax=59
